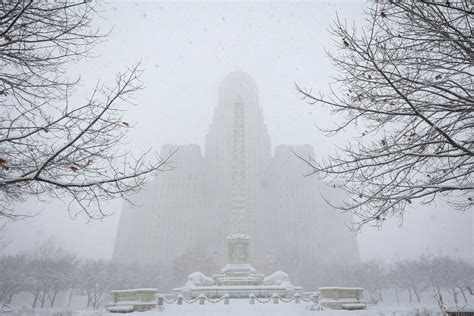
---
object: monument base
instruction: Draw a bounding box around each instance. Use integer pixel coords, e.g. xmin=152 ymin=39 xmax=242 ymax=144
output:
xmin=173 ymin=234 xmax=303 ymax=299
xmin=173 ymin=283 xmax=301 ymax=299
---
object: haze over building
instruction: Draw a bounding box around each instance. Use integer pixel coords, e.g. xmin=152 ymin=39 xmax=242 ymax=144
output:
xmin=113 ymin=71 xmax=360 ymax=290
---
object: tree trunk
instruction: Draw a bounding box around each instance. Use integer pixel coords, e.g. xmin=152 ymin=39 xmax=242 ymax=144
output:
xmin=413 ymin=288 xmax=421 ymax=303
xmin=0 ymin=289 xmax=6 ymax=305
xmin=67 ymin=288 xmax=74 ymax=309
xmin=6 ymin=292 xmax=14 ymax=304
xmin=395 ymin=287 xmax=400 ymax=305
xmin=433 ymin=286 xmax=446 ymax=314
xmin=32 ymin=290 xmax=39 ymax=308
xmin=1 ymin=289 xmax=10 ymax=309
xmin=452 ymin=288 xmax=459 ymax=306
xmin=92 ymin=291 xmax=102 ymax=309
xmin=50 ymin=291 xmax=58 ymax=308
xmin=459 ymin=287 xmax=467 ymax=303
xmin=408 ymin=288 xmax=412 ymax=303
xmin=40 ymin=290 xmax=46 ymax=308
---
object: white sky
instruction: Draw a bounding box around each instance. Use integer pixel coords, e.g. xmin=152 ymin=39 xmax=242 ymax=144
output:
xmin=2 ymin=1 xmax=472 ymax=263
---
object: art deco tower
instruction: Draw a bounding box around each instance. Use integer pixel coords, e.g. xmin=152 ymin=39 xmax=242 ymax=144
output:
xmin=113 ymin=71 xmax=360 ymax=290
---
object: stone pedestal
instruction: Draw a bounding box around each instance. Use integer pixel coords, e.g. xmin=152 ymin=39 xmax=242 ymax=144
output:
xmin=227 ymin=234 xmax=250 ymax=264
xmin=215 ymin=234 xmax=262 ymax=286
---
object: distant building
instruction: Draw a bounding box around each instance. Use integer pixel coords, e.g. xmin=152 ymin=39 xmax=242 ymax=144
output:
xmin=112 ymin=71 xmax=360 ymax=290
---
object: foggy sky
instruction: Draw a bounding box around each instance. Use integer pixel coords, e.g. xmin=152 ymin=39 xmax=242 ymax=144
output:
xmin=2 ymin=1 xmax=472 ymax=263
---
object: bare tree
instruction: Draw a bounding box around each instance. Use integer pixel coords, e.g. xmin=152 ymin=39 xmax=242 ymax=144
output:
xmin=432 ymin=256 xmax=474 ymax=307
xmin=0 ymin=254 xmax=27 ymax=309
xmin=0 ymin=1 xmax=174 ymax=220
xmin=77 ymin=259 xmax=110 ymax=309
xmin=296 ymin=1 xmax=473 ymax=229
xmin=393 ymin=259 xmax=429 ymax=303
xmin=355 ymin=260 xmax=388 ymax=304
xmin=28 ymin=238 xmax=76 ymax=308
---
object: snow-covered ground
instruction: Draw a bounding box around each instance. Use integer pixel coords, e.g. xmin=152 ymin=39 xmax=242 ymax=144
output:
xmin=2 ymin=302 xmax=449 ymax=316
xmin=5 ymin=289 xmax=473 ymax=316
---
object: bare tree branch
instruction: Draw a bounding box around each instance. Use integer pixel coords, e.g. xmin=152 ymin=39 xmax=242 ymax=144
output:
xmin=0 ymin=1 xmax=174 ymax=220
xmin=296 ymin=1 xmax=473 ymax=230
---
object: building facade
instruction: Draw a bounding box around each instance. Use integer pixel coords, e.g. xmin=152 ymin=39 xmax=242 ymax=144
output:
xmin=113 ymin=71 xmax=360 ymax=290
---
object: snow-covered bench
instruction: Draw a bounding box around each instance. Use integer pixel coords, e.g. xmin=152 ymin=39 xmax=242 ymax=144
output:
xmin=318 ymin=287 xmax=367 ymax=310
xmin=341 ymin=303 xmax=368 ymax=310
xmin=107 ymin=288 xmax=158 ymax=313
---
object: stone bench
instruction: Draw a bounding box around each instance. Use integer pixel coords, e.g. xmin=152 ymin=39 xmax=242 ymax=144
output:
xmin=107 ymin=288 xmax=158 ymax=313
xmin=318 ymin=287 xmax=367 ymax=310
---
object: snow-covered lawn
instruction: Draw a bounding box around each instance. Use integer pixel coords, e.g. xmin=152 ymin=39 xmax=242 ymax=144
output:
xmin=3 ymin=302 xmax=447 ymax=316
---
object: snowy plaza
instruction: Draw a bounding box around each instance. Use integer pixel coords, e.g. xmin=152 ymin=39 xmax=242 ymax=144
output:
xmin=1 ymin=1 xmax=472 ymax=316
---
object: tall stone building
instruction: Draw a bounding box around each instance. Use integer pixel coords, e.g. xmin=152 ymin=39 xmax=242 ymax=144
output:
xmin=113 ymin=71 xmax=360 ymax=290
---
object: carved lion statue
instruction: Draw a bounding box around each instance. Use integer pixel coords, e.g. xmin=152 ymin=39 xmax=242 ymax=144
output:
xmin=262 ymin=271 xmax=292 ymax=287
xmin=185 ymin=272 xmax=214 ymax=287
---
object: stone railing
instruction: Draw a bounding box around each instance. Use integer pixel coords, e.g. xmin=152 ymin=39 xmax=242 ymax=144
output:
xmin=157 ymin=292 xmax=319 ymax=308
xmin=106 ymin=288 xmax=366 ymax=312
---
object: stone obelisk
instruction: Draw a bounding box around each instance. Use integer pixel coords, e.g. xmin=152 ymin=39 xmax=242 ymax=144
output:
xmin=220 ymin=96 xmax=257 ymax=282
xmin=230 ymin=95 xmax=248 ymax=237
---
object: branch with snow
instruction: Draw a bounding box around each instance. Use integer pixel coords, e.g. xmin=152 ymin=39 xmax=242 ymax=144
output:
xmin=296 ymin=1 xmax=473 ymax=230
